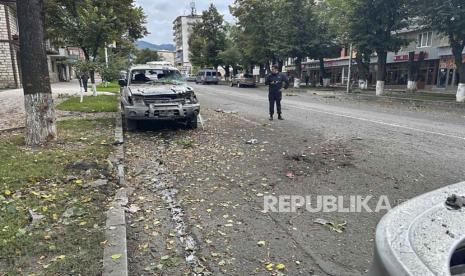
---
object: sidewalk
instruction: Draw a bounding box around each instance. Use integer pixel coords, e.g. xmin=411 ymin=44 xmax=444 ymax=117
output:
xmin=291 ymin=85 xmax=464 ymax=110
xmin=0 ymin=80 xmax=110 ymax=131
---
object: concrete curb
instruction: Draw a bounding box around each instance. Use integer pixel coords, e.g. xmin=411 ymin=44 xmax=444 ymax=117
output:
xmin=103 ymin=95 xmax=129 ymax=276
xmin=348 ymin=93 xmax=465 ymax=110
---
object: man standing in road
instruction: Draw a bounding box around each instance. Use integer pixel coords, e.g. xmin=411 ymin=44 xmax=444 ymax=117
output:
xmin=265 ymin=65 xmax=289 ymax=120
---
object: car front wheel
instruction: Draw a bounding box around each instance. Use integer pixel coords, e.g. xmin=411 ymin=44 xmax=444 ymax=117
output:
xmin=186 ymin=115 xmax=198 ymax=129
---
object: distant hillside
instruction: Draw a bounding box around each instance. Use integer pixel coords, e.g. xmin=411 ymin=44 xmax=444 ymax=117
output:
xmin=135 ymin=41 xmax=175 ymax=51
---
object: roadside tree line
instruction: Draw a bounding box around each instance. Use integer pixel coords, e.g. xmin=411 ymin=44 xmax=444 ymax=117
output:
xmin=17 ymin=0 xmax=148 ymax=145
xmin=189 ymin=0 xmax=465 ymax=101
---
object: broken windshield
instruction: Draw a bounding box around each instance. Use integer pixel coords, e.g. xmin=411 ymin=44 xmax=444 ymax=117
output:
xmin=130 ymin=69 xmax=184 ymax=85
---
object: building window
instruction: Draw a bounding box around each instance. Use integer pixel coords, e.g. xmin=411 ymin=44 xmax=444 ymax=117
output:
xmin=417 ymin=31 xmax=433 ymax=48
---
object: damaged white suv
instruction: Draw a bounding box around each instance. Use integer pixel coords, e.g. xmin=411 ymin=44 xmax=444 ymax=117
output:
xmin=119 ymin=64 xmax=200 ymax=129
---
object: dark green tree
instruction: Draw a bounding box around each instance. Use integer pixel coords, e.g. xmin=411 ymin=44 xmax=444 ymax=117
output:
xmin=272 ymin=0 xmax=315 ymax=81
xmin=350 ymin=0 xmax=410 ymax=95
xmin=415 ymin=0 xmax=465 ymax=101
xmin=219 ymin=24 xmax=243 ymax=79
xmin=133 ymin=49 xmax=160 ymax=64
xmin=188 ymin=4 xmax=226 ymax=68
xmin=44 ymin=0 xmax=147 ymax=95
xmin=230 ymin=0 xmax=276 ymax=76
xmin=319 ymin=0 xmax=369 ymax=88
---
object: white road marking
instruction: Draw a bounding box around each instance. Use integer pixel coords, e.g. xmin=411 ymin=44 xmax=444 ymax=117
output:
xmin=288 ymin=104 xmax=465 ymax=141
xmin=197 ymin=87 xmax=465 ymax=141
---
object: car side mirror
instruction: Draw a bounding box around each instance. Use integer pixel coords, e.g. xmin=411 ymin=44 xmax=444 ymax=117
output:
xmin=118 ymin=79 xmax=127 ymax=87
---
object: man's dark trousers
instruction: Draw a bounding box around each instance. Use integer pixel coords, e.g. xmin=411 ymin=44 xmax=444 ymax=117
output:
xmin=82 ymin=79 xmax=88 ymax=92
xmin=269 ymin=90 xmax=282 ymax=116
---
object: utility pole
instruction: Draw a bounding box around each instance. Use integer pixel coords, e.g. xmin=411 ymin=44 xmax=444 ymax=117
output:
xmin=346 ymin=44 xmax=353 ymax=94
xmin=16 ymin=0 xmax=57 ymax=145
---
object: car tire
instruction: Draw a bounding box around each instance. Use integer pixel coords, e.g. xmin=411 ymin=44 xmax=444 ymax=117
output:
xmin=186 ymin=115 xmax=198 ymax=129
xmin=124 ymin=118 xmax=137 ymax=131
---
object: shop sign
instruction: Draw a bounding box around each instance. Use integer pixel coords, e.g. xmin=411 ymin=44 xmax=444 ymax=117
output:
xmin=394 ymin=52 xmax=429 ymax=62
xmin=440 ymin=55 xmax=465 ymax=69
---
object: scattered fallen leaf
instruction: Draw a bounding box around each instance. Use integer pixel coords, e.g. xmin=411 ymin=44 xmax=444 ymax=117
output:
xmin=111 ymin=254 xmax=122 ymax=260
xmin=257 ymin=240 xmax=266 ymax=247
xmin=286 ymin=171 xmax=295 ymax=179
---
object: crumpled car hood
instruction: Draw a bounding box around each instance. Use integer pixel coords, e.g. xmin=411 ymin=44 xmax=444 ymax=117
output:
xmin=129 ymin=84 xmax=194 ymax=96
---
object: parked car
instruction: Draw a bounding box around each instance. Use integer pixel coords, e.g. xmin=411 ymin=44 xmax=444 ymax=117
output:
xmin=231 ymin=73 xmax=256 ymax=88
xmin=186 ymin=74 xmax=197 ymax=82
xmin=195 ymin=69 xmax=219 ymax=85
xmin=119 ymin=64 xmax=200 ymax=129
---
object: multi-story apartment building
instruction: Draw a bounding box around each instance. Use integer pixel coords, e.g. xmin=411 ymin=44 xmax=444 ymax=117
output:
xmin=0 ymin=2 xmax=79 ymax=89
xmin=173 ymin=14 xmax=201 ymax=75
xmin=299 ymin=28 xmax=464 ymax=92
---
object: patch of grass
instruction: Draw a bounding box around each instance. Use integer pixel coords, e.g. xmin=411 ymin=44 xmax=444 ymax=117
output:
xmin=97 ymin=81 xmax=120 ymax=93
xmin=176 ymin=139 xmax=194 ymax=149
xmin=56 ymin=95 xmax=118 ymax=113
xmin=0 ymin=118 xmax=115 ymax=275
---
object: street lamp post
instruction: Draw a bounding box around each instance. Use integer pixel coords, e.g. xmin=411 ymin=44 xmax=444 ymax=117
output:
xmin=347 ymin=44 xmax=353 ymax=93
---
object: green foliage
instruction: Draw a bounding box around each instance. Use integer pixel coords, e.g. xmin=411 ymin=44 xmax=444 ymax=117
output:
xmin=133 ymin=49 xmax=160 ymax=64
xmin=272 ymin=0 xmax=315 ymax=61
xmin=308 ymin=3 xmax=341 ymax=61
xmin=97 ymin=81 xmax=120 ymax=93
xmin=416 ymin=1 xmax=465 ymax=40
xmin=0 ymin=118 xmax=113 ymax=275
xmin=99 ymin=66 xmax=120 ymax=82
xmin=44 ymin=0 xmax=148 ymax=61
xmin=415 ymin=0 xmax=465 ymax=80
xmin=230 ymin=0 xmax=276 ymax=67
xmin=349 ymin=0 xmax=410 ymax=53
xmin=73 ymin=60 xmax=98 ymax=75
xmin=188 ymin=4 xmax=226 ymax=68
xmin=56 ymin=95 xmax=118 ymax=113
xmin=218 ymin=24 xmax=243 ymax=71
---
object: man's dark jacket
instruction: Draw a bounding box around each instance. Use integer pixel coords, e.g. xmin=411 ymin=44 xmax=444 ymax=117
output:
xmin=265 ymin=72 xmax=290 ymax=94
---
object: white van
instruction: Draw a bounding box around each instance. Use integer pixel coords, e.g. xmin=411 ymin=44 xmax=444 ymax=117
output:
xmin=195 ymin=69 xmax=219 ymax=85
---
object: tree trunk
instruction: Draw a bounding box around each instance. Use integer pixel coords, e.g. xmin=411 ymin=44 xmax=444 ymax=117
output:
xmin=17 ymin=0 xmax=57 ymax=145
xmin=259 ymin=64 xmax=265 ymax=77
xmin=90 ymin=69 xmax=97 ymax=96
xmin=407 ymin=51 xmax=417 ymax=92
xmin=278 ymin=60 xmax=284 ymax=72
xmin=355 ymin=52 xmax=369 ymax=90
xmin=265 ymin=61 xmax=271 ymax=75
xmin=452 ymin=43 xmax=465 ymax=102
xmin=376 ymin=50 xmax=387 ymax=95
xmin=259 ymin=64 xmax=266 ymax=84
xmin=294 ymin=57 xmax=302 ymax=88
xmin=319 ymin=57 xmax=329 ymax=87
xmin=224 ymin=65 xmax=230 ymax=81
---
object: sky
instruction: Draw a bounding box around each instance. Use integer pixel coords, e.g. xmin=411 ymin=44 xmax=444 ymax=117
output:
xmin=134 ymin=0 xmax=234 ymax=45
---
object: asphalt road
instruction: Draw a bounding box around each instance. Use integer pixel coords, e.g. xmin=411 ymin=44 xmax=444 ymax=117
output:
xmin=188 ymin=83 xmax=465 ymax=274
